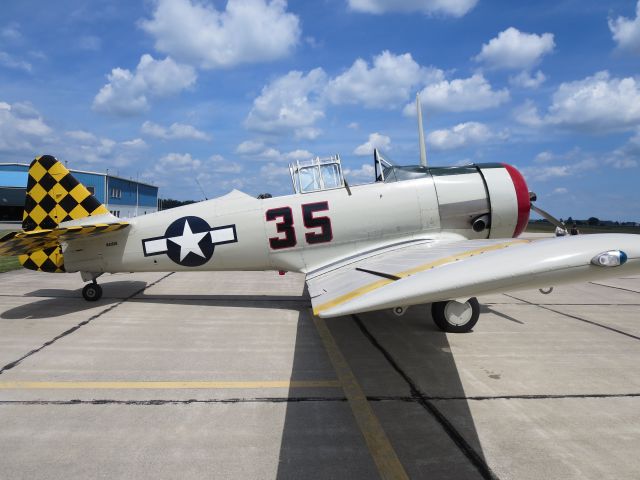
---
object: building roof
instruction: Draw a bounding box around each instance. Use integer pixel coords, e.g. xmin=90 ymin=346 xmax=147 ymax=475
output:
xmin=0 ymin=162 xmax=158 ymax=189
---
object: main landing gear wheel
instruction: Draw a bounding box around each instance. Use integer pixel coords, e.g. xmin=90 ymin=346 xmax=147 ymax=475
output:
xmin=82 ymin=282 xmax=103 ymax=302
xmin=431 ymin=297 xmax=480 ymax=333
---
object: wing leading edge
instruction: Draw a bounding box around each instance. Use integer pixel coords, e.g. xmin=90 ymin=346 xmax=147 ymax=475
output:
xmin=308 ymin=234 xmax=640 ymax=318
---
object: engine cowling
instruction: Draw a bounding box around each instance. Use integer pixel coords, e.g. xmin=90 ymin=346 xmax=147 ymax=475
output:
xmin=430 ymin=163 xmax=530 ymax=239
xmin=478 ymin=163 xmax=530 ymax=238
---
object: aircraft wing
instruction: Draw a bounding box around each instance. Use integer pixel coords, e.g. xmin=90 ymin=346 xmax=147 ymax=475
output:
xmin=0 ymin=222 xmax=129 ymax=256
xmin=307 ymin=234 xmax=640 ymax=318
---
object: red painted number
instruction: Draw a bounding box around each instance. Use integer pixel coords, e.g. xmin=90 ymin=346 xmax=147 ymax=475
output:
xmin=266 ymin=207 xmax=297 ymax=249
xmin=266 ymin=202 xmax=332 ymax=249
xmin=302 ymin=202 xmax=332 ymax=244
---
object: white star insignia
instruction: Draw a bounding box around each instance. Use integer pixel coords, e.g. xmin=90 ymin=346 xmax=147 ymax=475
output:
xmin=167 ymin=219 xmax=208 ymax=262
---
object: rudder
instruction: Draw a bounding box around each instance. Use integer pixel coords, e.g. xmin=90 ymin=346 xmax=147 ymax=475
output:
xmin=20 ymin=155 xmax=108 ymax=273
xmin=19 ymin=246 xmax=65 ymax=273
xmin=23 ymin=155 xmax=108 ymax=231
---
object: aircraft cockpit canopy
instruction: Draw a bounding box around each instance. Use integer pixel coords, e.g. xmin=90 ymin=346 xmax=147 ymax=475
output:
xmin=374 ymin=148 xmax=431 ymax=183
xmin=374 ymin=148 xmax=479 ymax=183
xmin=289 ymin=156 xmax=346 ymax=194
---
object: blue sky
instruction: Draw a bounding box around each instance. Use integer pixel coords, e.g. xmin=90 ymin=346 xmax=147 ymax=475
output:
xmin=1 ymin=0 xmax=639 ymax=220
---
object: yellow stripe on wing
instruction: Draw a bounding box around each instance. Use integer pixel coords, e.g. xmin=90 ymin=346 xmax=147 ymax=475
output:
xmin=312 ymin=239 xmax=531 ymax=315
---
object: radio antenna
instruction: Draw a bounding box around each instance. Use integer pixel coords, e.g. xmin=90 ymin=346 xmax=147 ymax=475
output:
xmin=195 ymin=177 xmax=208 ymax=201
xmin=417 ymin=93 xmax=427 ymax=167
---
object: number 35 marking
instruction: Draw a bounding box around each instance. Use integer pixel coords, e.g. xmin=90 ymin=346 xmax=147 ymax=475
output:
xmin=266 ymin=202 xmax=332 ymax=250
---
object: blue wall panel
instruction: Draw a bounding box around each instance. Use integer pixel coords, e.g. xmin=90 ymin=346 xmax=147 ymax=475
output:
xmin=138 ymin=184 xmax=159 ymax=207
xmin=1 ymin=165 xmax=157 ymax=211
xmin=0 ymin=164 xmax=28 ymax=173
xmin=107 ymin=177 xmax=158 ymax=207
xmin=0 ymin=171 xmax=28 ymax=187
xmin=74 ymin=172 xmax=106 ymax=203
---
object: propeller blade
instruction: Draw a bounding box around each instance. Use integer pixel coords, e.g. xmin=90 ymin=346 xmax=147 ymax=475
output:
xmin=530 ymin=203 xmax=565 ymax=230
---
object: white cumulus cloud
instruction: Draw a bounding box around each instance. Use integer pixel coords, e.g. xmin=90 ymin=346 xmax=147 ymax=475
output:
xmin=407 ymin=74 xmax=509 ymax=114
xmin=65 ymin=130 xmax=98 ymax=143
xmin=284 ymin=149 xmax=314 ymax=161
xmin=141 ymin=121 xmax=210 ymax=140
xmin=516 ymin=71 xmax=640 ymax=132
xmin=520 ymin=149 xmax=598 ymax=182
xmin=609 ymin=1 xmax=640 ymax=54
xmin=93 ymin=54 xmax=196 ymax=115
xmin=427 ymin=122 xmax=499 ymax=150
xmin=0 ymin=51 xmax=32 ymax=72
xmin=510 ymin=70 xmax=546 ymax=89
xmin=534 ymin=151 xmax=554 ymax=163
xmin=607 ymin=129 xmax=640 ymax=168
xmin=347 ymin=0 xmax=478 ymax=17
xmin=245 ymin=68 xmax=327 ymax=136
xmin=235 ymin=139 xmax=313 ymax=162
xmin=140 ymin=0 xmax=300 ymax=69
xmin=156 ymin=152 xmax=202 ymax=172
xmin=326 ymin=50 xmax=442 ymax=108
xmin=236 ymin=140 xmax=267 ymax=155
xmin=0 ymin=101 xmax=52 ymax=153
xmin=343 ymin=163 xmax=375 ymax=184
xmin=121 ymin=138 xmax=147 ymax=149
xmin=475 ymin=27 xmax=555 ymax=70
xmin=354 ymin=132 xmax=391 ymax=156
xmin=295 ymin=127 xmax=322 ymax=140
xmin=1 ymin=23 xmax=22 ymax=41
xmin=208 ymin=154 xmax=244 ymax=174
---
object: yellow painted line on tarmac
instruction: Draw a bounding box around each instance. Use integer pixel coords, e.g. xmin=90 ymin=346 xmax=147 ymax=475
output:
xmin=314 ymin=317 xmax=409 ymax=480
xmin=0 ymin=380 xmax=340 ymax=390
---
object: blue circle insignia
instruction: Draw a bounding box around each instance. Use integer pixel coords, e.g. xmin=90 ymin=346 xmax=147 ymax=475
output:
xmin=165 ymin=216 xmax=214 ymax=267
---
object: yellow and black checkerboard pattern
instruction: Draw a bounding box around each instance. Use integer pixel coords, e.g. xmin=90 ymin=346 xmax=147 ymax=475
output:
xmin=0 ymin=223 xmax=129 ymax=256
xmin=19 ymin=246 xmax=65 ymax=273
xmin=22 ymin=155 xmax=109 ymax=231
xmin=0 ymin=155 xmax=129 ymax=273
xmin=13 ymin=223 xmax=129 ymax=272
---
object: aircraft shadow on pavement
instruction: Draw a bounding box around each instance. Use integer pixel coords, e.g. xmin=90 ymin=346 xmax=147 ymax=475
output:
xmin=0 ymin=281 xmax=149 ymax=319
xmin=276 ymin=306 xmax=492 ymax=480
xmin=129 ymin=281 xmax=312 ymax=308
xmin=1 ymin=281 xmax=310 ymax=319
xmin=481 ymin=304 xmax=524 ymax=324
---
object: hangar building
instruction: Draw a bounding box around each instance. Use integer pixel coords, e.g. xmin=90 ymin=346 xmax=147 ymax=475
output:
xmin=0 ymin=163 xmax=158 ymax=222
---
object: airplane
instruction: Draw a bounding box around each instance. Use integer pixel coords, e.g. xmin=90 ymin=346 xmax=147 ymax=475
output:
xmin=0 ymin=102 xmax=638 ymax=333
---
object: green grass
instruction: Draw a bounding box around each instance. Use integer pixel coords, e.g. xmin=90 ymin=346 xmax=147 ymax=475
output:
xmin=0 ymin=230 xmax=21 ymax=273
xmin=0 ymin=256 xmax=20 ymax=273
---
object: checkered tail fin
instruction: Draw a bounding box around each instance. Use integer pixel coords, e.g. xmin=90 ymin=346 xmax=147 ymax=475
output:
xmin=17 ymin=155 xmax=110 ymax=273
xmin=23 ymin=155 xmax=109 ymax=231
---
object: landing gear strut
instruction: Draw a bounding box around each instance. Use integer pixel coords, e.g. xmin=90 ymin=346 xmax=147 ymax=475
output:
xmin=431 ymin=297 xmax=480 ymax=333
xmin=82 ymin=281 xmax=103 ymax=301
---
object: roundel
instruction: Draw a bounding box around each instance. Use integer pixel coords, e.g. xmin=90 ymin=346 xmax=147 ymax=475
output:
xmin=165 ymin=216 xmax=215 ymax=267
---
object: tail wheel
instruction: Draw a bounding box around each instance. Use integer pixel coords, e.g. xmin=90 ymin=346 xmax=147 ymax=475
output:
xmin=431 ymin=297 xmax=480 ymax=333
xmin=82 ymin=283 xmax=103 ymax=302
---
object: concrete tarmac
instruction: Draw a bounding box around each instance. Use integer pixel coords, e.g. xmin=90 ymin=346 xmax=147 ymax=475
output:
xmin=0 ymin=268 xmax=639 ymax=479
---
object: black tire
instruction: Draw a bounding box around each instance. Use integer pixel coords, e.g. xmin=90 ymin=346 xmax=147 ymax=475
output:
xmin=431 ymin=297 xmax=480 ymax=333
xmin=82 ymin=283 xmax=102 ymax=302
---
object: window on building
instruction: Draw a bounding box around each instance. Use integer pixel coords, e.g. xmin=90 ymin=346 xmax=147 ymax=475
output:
xmin=87 ymin=186 xmax=95 ymax=195
xmin=110 ymin=188 xmax=122 ymax=199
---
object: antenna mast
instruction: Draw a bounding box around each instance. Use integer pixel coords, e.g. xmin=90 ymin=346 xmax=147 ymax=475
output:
xmin=416 ymin=93 xmax=427 ymax=167
xmin=195 ymin=177 xmax=208 ymax=201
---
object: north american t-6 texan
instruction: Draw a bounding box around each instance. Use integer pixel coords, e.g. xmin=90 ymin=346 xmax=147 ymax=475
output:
xmin=1 ymin=102 xmax=638 ymax=333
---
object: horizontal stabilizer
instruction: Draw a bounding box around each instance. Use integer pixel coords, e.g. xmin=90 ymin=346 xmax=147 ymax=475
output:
xmin=0 ymin=222 xmax=129 ymax=256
